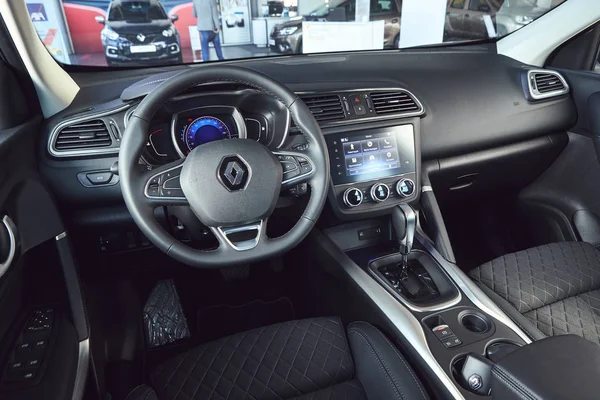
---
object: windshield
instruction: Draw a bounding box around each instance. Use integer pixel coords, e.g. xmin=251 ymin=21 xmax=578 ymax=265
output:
xmin=27 ymin=0 xmax=566 ymax=67
xmin=108 ymin=2 xmax=168 ymax=22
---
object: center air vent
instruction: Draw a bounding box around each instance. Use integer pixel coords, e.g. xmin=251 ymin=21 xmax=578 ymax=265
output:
xmin=370 ymin=91 xmax=421 ymax=115
xmin=525 ymin=70 xmax=569 ymax=100
xmin=300 ymin=94 xmax=346 ymax=123
xmin=54 ymin=119 xmax=112 ymax=151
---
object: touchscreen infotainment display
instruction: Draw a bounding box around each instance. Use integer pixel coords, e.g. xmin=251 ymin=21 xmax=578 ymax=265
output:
xmin=326 ymin=125 xmax=415 ymax=186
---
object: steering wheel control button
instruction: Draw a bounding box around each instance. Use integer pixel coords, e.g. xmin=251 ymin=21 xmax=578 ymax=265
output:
xmin=86 ymin=172 xmax=113 ymax=185
xmin=397 ymin=179 xmax=415 ymax=197
xmin=343 ymin=188 xmax=363 ymax=208
xmin=281 ymin=161 xmax=298 ymax=173
xmin=371 ymin=183 xmax=390 ymax=202
xmin=218 ymin=156 xmax=250 ymax=191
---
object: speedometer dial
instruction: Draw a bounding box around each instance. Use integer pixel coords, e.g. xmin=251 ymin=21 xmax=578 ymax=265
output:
xmin=185 ymin=116 xmax=231 ymax=151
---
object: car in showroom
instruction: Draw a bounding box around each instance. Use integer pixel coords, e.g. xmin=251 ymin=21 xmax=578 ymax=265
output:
xmin=5 ymin=0 xmax=600 ymax=399
xmin=270 ymin=0 xmax=402 ymax=53
xmin=95 ymin=0 xmax=182 ymax=66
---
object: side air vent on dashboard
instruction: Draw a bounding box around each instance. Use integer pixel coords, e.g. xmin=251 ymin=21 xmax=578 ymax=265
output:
xmin=525 ymin=70 xmax=569 ymax=101
xmin=370 ymin=91 xmax=421 ymax=115
xmin=54 ymin=119 xmax=112 ymax=151
xmin=299 ymin=94 xmax=346 ymax=123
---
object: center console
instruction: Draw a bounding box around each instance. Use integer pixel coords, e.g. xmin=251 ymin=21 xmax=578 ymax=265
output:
xmin=318 ymin=119 xmax=538 ymax=399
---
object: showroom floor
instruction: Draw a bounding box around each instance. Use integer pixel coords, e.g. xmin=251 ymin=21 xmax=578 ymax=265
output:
xmin=70 ymin=45 xmax=276 ymax=66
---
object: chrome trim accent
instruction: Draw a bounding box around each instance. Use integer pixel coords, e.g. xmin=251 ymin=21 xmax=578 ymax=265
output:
xmin=55 ymin=232 xmax=67 ymax=241
xmin=149 ymin=132 xmax=167 ymax=157
xmin=274 ymin=150 xmax=316 ymax=186
xmin=276 ymin=107 xmax=291 ymax=148
xmin=398 ymin=203 xmax=416 ymax=254
xmin=397 ymin=178 xmax=416 ymax=197
xmin=295 ymin=88 xmax=425 ymax=128
xmin=370 ymin=183 xmax=390 ymax=203
xmin=416 ymin=227 xmax=533 ymax=344
xmin=0 ymin=216 xmax=17 ymax=280
xmin=368 ymin=250 xmax=462 ymax=312
xmin=48 ymin=104 xmax=132 ymax=157
xmin=124 ymin=106 xmax=136 ymax=127
xmin=244 ymin=117 xmax=262 ymax=142
xmin=343 ymin=187 xmax=363 ymax=208
xmin=421 ymin=185 xmax=433 ymax=193
xmin=171 ymin=106 xmax=247 ymax=159
xmin=144 ymin=163 xmax=187 ymax=201
xmin=213 ymin=220 xmax=263 ymax=251
xmin=323 ymin=236 xmax=465 ymax=399
xmin=71 ymin=339 xmax=90 ymax=400
xmin=526 ymin=69 xmax=570 ymax=100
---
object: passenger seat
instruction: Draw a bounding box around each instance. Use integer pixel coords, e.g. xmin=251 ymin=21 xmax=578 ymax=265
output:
xmin=468 ymin=242 xmax=600 ymax=344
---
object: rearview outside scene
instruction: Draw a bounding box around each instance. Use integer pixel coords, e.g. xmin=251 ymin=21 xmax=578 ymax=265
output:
xmin=27 ymin=0 xmax=565 ymax=67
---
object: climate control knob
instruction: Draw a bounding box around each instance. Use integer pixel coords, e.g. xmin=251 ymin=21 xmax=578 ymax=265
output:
xmin=396 ymin=178 xmax=415 ymax=197
xmin=371 ymin=183 xmax=390 ymax=203
xmin=343 ymin=188 xmax=364 ymax=208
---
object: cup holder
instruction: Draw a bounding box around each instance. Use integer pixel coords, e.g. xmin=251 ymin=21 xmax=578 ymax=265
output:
xmin=459 ymin=310 xmax=491 ymax=334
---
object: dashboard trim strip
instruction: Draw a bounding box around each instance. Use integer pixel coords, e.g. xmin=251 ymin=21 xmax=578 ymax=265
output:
xmin=48 ymin=103 xmax=132 ymax=158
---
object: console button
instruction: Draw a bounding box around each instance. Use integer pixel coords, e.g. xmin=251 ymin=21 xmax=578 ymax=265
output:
xmin=443 ymin=337 xmax=462 ymax=348
xmin=86 ymin=172 xmax=113 ymax=185
xmin=343 ymin=188 xmax=363 ymax=208
xmin=432 ymin=325 xmax=454 ymax=340
xmin=370 ymin=183 xmax=390 ymax=203
xmin=396 ymin=178 xmax=415 ymax=197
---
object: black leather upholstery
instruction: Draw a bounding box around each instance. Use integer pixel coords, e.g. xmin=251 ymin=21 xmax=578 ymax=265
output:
xmin=490 ymin=335 xmax=600 ymax=400
xmin=347 ymin=322 xmax=428 ymax=400
xmin=129 ymin=317 xmax=426 ymax=400
xmin=469 ymin=242 xmax=600 ymax=344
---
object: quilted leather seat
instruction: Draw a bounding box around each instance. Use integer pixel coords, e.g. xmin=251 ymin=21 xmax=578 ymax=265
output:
xmin=127 ymin=317 xmax=429 ymax=400
xmin=469 ymin=242 xmax=600 ymax=344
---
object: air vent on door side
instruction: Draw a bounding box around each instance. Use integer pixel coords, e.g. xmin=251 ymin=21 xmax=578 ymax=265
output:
xmin=526 ymin=70 xmax=569 ymax=100
xmin=299 ymin=94 xmax=346 ymax=123
xmin=54 ymin=119 xmax=112 ymax=151
xmin=370 ymin=91 xmax=422 ymax=115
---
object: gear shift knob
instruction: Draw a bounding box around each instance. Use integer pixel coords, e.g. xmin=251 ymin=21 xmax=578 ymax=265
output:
xmin=392 ymin=204 xmax=417 ymax=258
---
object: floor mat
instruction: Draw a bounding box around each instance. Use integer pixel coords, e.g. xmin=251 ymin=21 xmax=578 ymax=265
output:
xmin=196 ymin=297 xmax=295 ymax=343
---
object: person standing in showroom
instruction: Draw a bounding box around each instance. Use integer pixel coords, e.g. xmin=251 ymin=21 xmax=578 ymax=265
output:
xmin=192 ymin=0 xmax=225 ymax=61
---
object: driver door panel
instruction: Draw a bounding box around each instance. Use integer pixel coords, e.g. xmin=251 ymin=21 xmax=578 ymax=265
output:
xmin=0 ymin=44 xmax=83 ymax=400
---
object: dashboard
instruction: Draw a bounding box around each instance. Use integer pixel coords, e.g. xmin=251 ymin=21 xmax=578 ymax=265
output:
xmin=39 ymin=49 xmax=577 ymax=227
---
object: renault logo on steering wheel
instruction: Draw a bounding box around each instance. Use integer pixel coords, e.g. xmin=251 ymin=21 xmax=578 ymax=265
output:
xmin=218 ymin=156 xmax=250 ymax=191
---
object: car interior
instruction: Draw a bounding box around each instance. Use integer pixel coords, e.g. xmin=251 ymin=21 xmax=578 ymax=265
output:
xmin=3 ymin=1 xmax=600 ymax=400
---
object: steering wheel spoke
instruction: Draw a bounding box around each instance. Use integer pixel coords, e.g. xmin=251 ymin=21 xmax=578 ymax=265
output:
xmin=210 ymin=219 xmax=266 ymax=251
xmin=272 ymin=150 xmax=316 ymax=189
xmin=142 ymin=159 xmax=188 ymax=206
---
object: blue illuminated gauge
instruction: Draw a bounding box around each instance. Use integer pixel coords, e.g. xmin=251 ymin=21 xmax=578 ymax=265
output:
xmin=185 ymin=116 xmax=232 ymax=151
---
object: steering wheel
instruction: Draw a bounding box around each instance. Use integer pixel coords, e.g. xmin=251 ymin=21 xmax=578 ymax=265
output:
xmin=119 ymin=66 xmax=330 ymax=268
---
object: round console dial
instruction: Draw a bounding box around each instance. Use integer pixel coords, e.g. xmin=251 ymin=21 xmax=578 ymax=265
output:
xmin=396 ymin=178 xmax=415 ymax=197
xmin=370 ymin=183 xmax=390 ymax=203
xmin=343 ymin=188 xmax=363 ymax=207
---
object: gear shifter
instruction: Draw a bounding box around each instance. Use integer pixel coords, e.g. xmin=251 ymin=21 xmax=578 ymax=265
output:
xmin=392 ymin=204 xmax=417 ymax=271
